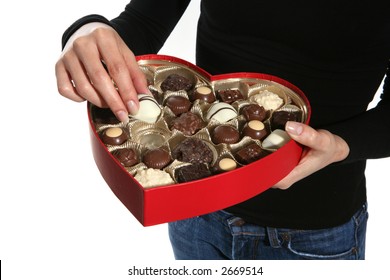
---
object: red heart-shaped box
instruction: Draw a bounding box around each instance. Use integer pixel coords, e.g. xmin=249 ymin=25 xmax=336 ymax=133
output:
xmin=88 ymin=54 xmax=311 ymax=226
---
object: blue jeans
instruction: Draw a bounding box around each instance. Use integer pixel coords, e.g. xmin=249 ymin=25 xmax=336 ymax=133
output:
xmin=168 ymin=203 xmax=368 ymax=260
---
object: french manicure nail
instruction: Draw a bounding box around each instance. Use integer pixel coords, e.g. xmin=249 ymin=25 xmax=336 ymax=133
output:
xmin=116 ymin=110 xmax=129 ymax=123
xmin=286 ymin=121 xmax=303 ymax=136
xmin=127 ymin=100 xmax=139 ymax=115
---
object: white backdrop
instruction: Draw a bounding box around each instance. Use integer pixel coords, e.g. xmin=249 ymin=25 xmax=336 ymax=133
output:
xmin=0 ymin=1 xmax=388 ymax=279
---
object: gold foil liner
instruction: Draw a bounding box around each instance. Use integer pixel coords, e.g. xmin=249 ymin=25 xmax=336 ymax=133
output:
xmin=92 ymin=58 xmax=311 ymax=187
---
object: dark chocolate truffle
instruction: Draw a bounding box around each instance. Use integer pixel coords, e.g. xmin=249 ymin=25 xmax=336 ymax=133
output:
xmin=189 ymin=86 xmax=216 ymax=103
xmin=216 ymin=89 xmax=244 ymax=104
xmin=169 ymin=112 xmax=204 ymax=136
xmin=241 ymin=104 xmax=267 ymax=122
xmin=211 ymin=125 xmax=240 ymax=144
xmin=235 ymin=143 xmax=270 ymax=165
xmin=142 ymin=148 xmax=171 ymax=169
xmin=100 ymin=127 xmax=128 ymax=145
xmin=165 ymin=95 xmax=192 ymax=116
xmin=271 ymin=110 xmax=301 ymax=130
xmin=160 ymin=74 xmax=193 ymax=92
xmin=172 ymin=138 xmax=213 ymax=165
xmin=241 ymin=120 xmax=268 ymax=140
xmin=112 ymin=148 xmax=138 ymax=167
xmin=175 ymin=163 xmax=212 ymax=183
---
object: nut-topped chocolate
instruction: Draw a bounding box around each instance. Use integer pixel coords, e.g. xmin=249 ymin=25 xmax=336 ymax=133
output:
xmin=211 ymin=125 xmax=240 ymax=144
xmin=241 ymin=104 xmax=267 ymax=122
xmin=241 ymin=120 xmax=268 ymax=140
xmin=142 ymin=148 xmax=172 ymax=169
xmin=165 ymin=95 xmax=192 ymax=116
xmin=112 ymin=148 xmax=139 ymax=167
xmin=160 ymin=74 xmax=193 ymax=92
xmin=216 ymin=89 xmax=244 ymax=104
xmin=100 ymin=127 xmax=128 ymax=145
xmin=189 ymin=86 xmax=216 ymax=103
xmin=169 ymin=111 xmax=204 ymax=136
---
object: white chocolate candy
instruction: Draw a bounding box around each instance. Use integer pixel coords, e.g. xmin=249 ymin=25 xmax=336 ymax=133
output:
xmin=262 ymin=129 xmax=291 ymax=149
xmin=130 ymin=94 xmax=161 ymax=123
xmin=252 ymin=90 xmax=283 ymax=110
xmin=134 ymin=168 xmax=174 ymax=188
xmin=206 ymin=102 xmax=237 ymax=123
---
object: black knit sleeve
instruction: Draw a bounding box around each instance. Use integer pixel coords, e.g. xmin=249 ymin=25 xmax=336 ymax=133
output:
xmin=61 ymin=0 xmax=191 ymax=54
xmin=324 ymin=61 xmax=390 ymax=162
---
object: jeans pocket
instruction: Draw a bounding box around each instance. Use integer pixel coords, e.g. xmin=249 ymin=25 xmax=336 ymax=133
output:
xmin=284 ymin=224 xmax=359 ymax=260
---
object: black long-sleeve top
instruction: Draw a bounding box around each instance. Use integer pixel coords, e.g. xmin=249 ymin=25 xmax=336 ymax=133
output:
xmin=63 ymin=0 xmax=390 ymax=229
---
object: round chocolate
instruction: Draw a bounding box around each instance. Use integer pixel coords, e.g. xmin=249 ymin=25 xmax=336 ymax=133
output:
xmin=189 ymin=86 xmax=216 ymax=103
xmin=112 ymin=148 xmax=139 ymax=167
xmin=271 ymin=110 xmax=301 ymax=130
xmin=212 ymin=158 xmax=237 ymax=174
xmin=165 ymin=95 xmax=191 ymax=116
xmin=169 ymin=112 xmax=204 ymax=136
xmin=241 ymin=104 xmax=267 ymax=122
xmin=211 ymin=125 xmax=240 ymax=144
xmin=241 ymin=120 xmax=268 ymax=140
xmin=142 ymin=148 xmax=171 ymax=169
xmin=101 ymin=127 xmax=128 ymax=145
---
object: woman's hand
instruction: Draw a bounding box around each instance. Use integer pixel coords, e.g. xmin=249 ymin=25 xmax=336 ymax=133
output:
xmin=273 ymin=121 xmax=350 ymax=190
xmin=55 ymin=22 xmax=149 ymax=123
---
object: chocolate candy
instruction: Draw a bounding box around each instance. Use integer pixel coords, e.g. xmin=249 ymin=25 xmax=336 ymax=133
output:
xmin=189 ymin=86 xmax=216 ymax=103
xmin=216 ymin=89 xmax=244 ymax=104
xmin=241 ymin=120 xmax=268 ymax=140
xmin=134 ymin=168 xmax=174 ymax=188
xmin=211 ymin=125 xmax=240 ymax=144
xmin=142 ymin=148 xmax=171 ymax=169
xmin=160 ymin=74 xmax=193 ymax=92
xmin=212 ymin=158 xmax=237 ymax=174
xmin=112 ymin=148 xmax=138 ymax=167
xmin=252 ymin=90 xmax=284 ymax=110
xmin=169 ymin=112 xmax=204 ymax=136
xmin=262 ymin=129 xmax=291 ymax=149
xmin=175 ymin=163 xmax=212 ymax=183
xmin=235 ymin=143 xmax=270 ymax=165
xmin=271 ymin=110 xmax=301 ymax=130
xmin=172 ymin=138 xmax=213 ymax=165
xmin=165 ymin=95 xmax=191 ymax=116
xmin=130 ymin=94 xmax=161 ymax=123
xmin=100 ymin=127 xmax=128 ymax=145
xmin=241 ymin=104 xmax=267 ymax=122
xmin=206 ymin=102 xmax=238 ymax=123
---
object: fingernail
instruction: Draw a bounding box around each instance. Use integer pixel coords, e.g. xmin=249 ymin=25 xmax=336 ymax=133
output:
xmin=286 ymin=121 xmax=303 ymax=136
xmin=116 ymin=110 xmax=129 ymax=124
xmin=127 ymin=100 xmax=139 ymax=115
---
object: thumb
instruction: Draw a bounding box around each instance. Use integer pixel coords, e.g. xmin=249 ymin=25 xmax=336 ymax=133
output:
xmin=285 ymin=121 xmax=320 ymax=149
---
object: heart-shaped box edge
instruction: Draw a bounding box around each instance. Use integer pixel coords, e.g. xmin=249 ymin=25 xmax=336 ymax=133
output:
xmin=88 ymin=54 xmax=311 ymax=226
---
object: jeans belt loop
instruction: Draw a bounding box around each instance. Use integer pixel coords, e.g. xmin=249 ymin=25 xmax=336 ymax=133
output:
xmin=266 ymin=227 xmax=281 ymax=248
